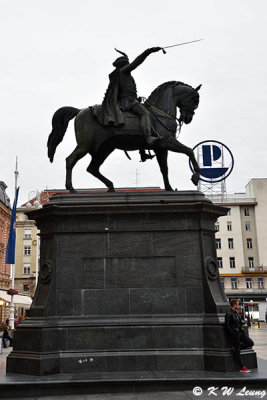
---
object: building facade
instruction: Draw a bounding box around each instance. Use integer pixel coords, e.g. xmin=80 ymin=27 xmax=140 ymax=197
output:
xmin=0 ymin=182 xmax=11 ymax=290
xmin=212 ymin=178 xmax=267 ymax=320
xmin=0 ymin=182 xmax=11 ymax=323
xmin=14 ymin=208 xmax=39 ymax=298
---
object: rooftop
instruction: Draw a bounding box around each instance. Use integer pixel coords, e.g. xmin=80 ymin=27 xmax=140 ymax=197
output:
xmin=0 ymin=181 xmax=11 ymax=208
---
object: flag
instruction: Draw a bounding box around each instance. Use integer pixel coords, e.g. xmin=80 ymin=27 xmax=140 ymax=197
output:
xmin=5 ymin=187 xmax=20 ymax=264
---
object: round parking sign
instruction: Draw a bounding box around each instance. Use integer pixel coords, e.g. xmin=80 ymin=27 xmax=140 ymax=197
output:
xmin=189 ymin=140 xmax=234 ymax=183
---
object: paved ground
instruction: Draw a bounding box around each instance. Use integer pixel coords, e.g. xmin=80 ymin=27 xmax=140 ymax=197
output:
xmin=1 ymin=323 xmax=267 ymax=399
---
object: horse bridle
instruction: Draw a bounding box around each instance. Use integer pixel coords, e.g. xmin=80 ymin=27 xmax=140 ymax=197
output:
xmin=145 ymin=100 xmax=184 ymax=137
xmin=144 ymin=87 xmax=198 ymax=136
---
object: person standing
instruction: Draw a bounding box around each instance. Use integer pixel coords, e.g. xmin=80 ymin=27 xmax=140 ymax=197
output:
xmin=247 ymin=313 xmax=251 ymax=328
xmin=2 ymin=325 xmax=13 ymax=348
xmin=225 ymin=299 xmax=254 ymax=372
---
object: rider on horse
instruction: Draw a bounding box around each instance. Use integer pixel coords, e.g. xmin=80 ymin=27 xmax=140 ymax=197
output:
xmin=99 ymin=47 xmax=162 ymax=147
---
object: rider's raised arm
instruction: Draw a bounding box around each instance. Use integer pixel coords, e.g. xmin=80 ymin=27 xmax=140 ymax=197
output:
xmin=121 ymin=47 xmax=162 ymax=73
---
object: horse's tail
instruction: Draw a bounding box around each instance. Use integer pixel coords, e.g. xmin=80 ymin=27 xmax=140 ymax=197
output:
xmin=47 ymin=106 xmax=81 ymax=162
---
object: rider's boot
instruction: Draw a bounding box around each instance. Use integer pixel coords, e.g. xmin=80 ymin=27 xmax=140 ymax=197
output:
xmin=140 ymin=150 xmax=155 ymax=162
xmin=140 ymin=112 xmax=162 ymax=146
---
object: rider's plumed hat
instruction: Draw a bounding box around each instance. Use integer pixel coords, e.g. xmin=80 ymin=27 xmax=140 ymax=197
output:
xmin=113 ymin=48 xmax=129 ymax=67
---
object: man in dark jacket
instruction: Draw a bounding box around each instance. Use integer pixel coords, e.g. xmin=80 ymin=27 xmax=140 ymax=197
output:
xmin=225 ymin=299 xmax=254 ymax=372
xmin=2 ymin=326 xmax=13 ymax=348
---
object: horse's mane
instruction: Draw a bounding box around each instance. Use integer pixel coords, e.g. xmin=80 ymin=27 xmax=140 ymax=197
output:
xmin=146 ymin=81 xmax=193 ymax=106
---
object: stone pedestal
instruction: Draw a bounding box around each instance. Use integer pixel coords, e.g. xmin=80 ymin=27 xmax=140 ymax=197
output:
xmin=7 ymin=191 xmax=257 ymax=375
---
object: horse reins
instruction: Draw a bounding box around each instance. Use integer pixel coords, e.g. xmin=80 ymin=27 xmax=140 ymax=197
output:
xmin=123 ymin=99 xmax=183 ymax=161
xmin=144 ymin=99 xmax=183 ymax=138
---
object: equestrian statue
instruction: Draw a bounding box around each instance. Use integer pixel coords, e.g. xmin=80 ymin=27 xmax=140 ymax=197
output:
xmin=47 ymin=46 xmax=201 ymax=192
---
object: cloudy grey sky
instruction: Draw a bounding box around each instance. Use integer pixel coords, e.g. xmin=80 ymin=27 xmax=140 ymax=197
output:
xmin=1 ymin=0 xmax=266 ymax=204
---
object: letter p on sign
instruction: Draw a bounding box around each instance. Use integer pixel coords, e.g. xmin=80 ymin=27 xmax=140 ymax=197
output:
xmin=202 ymin=145 xmax=221 ymax=166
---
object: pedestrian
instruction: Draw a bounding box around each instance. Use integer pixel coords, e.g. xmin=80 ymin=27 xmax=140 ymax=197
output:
xmin=247 ymin=313 xmax=251 ymax=328
xmin=2 ymin=325 xmax=13 ymax=348
xmin=225 ymin=299 xmax=254 ymax=373
xmin=237 ymin=305 xmax=244 ymax=320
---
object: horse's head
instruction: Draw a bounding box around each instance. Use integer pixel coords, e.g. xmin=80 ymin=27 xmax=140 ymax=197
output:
xmin=177 ymin=84 xmax=201 ymax=124
xmin=146 ymin=81 xmax=201 ymax=125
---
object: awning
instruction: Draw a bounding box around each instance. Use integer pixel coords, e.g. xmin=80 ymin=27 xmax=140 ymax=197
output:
xmin=0 ymin=289 xmax=32 ymax=308
xmin=225 ymin=292 xmax=267 ymax=301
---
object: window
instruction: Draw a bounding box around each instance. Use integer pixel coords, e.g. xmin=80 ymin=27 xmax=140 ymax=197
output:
xmin=24 ymin=245 xmax=31 ymax=256
xmin=247 ymin=238 xmax=253 ymax=249
xmin=231 ymin=278 xmax=237 ymax=289
xmin=244 ymin=208 xmax=250 ymax=216
xmin=228 ymin=238 xmax=234 ymax=249
xmin=248 ymin=257 xmax=254 ymax=269
xmin=245 ymin=222 xmax=251 ymax=231
xmin=227 ymin=222 xmax=232 ymax=231
xmin=24 ymin=229 xmax=31 ymax=239
xmin=229 ymin=257 xmax=236 ymax=268
xmin=215 ymin=223 xmax=219 ymax=232
xmin=246 ymin=278 xmax=252 ymax=289
xmin=217 ymin=257 xmax=223 ymax=268
xmin=221 ymin=278 xmax=225 ymax=289
xmin=227 ymin=209 xmax=231 ymax=216
xmin=216 ymin=238 xmax=221 ymax=249
xmin=23 ymin=284 xmax=30 ymax=292
xmin=23 ymin=264 xmax=30 ymax=274
xmin=258 ymin=278 xmax=264 ymax=289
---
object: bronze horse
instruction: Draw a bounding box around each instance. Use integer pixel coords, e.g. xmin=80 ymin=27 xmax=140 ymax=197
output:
xmin=47 ymin=81 xmax=201 ymax=192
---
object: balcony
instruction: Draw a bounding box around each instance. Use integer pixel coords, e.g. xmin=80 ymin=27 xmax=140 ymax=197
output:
xmin=242 ymin=267 xmax=267 ymax=274
xmin=210 ymin=197 xmax=257 ymax=204
xmin=225 ymin=288 xmax=266 ymax=294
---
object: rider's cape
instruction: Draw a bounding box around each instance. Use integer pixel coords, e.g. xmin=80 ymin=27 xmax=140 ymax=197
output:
xmin=99 ymin=70 xmax=125 ymax=126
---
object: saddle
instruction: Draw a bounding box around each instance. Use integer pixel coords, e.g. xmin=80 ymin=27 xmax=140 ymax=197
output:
xmin=90 ymin=103 xmax=178 ymax=162
xmin=90 ymin=103 xmax=177 ymax=134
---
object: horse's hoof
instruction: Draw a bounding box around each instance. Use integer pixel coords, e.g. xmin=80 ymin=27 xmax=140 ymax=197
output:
xmin=191 ymin=172 xmax=200 ymax=186
xmin=165 ymin=187 xmax=174 ymax=191
xmin=67 ymin=187 xmax=77 ymax=194
xmin=107 ymin=187 xmax=115 ymax=193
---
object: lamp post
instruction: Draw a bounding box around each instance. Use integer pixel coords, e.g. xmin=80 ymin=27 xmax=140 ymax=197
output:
xmin=26 ymin=190 xmax=49 ymax=289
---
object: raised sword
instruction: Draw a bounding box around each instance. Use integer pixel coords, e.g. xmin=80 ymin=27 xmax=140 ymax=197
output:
xmin=161 ymin=39 xmax=203 ymax=54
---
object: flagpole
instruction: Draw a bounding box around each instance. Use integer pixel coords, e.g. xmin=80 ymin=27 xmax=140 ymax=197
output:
xmin=9 ymin=157 xmax=19 ymax=330
xmin=14 ymin=156 xmax=19 ymax=196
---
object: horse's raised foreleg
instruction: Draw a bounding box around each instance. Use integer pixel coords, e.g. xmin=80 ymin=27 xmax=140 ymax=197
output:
xmin=66 ymin=146 xmax=87 ymax=193
xmin=158 ymin=137 xmax=200 ymax=186
xmin=87 ymin=145 xmax=115 ymax=192
xmin=154 ymin=149 xmax=173 ymax=191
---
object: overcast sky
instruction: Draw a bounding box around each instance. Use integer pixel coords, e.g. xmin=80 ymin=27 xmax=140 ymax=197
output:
xmin=1 ymin=0 xmax=266 ymax=204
